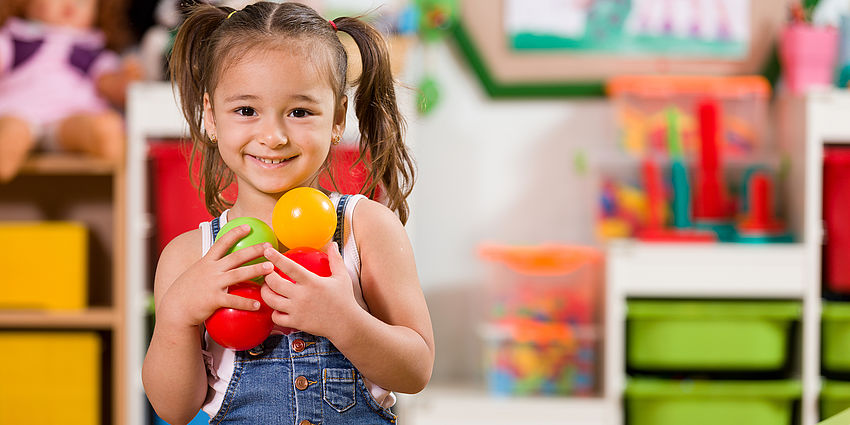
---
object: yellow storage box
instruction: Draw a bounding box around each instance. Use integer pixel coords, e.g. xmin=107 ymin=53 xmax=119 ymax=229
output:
xmin=0 ymin=222 xmax=87 ymax=310
xmin=0 ymin=332 xmax=100 ymax=425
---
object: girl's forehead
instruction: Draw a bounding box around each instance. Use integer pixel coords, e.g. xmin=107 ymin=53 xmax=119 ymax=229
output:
xmin=213 ymin=44 xmax=335 ymax=100
xmin=218 ymin=41 xmax=330 ymax=80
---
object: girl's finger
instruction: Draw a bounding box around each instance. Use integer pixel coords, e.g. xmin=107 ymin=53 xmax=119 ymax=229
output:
xmin=263 ymin=247 xmax=310 ymax=283
xmin=207 ymin=224 xmax=251 ymax=259
xmin=220 ymin=292 xmax=262 ymax=311
xmin=326 ymin=242 xmax=346 ymax=277
xmin=271 ymin=311 xmax=295 ymax=329
xmin=226 ymin=261 xmax=274 ymax=283
xmin=263 ymin=270 xmax=297 ymax=297
xmin=260 ymin=284 xmax=292 ymax=312
xmin=219 ymin=242 xmax=272 ymax=269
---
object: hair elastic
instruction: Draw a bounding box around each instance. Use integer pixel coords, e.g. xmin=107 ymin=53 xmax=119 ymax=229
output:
xmin=227 ymin=10 xmax=237 ymax=19
xmin=329 ymin=20 xmax=338 ymax=31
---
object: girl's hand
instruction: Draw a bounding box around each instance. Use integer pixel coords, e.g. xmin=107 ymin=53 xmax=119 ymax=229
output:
xmin=157 ymin=224 xmax=275 ymax=328
xmin=261 ymin=243 xmax=360 ymax=338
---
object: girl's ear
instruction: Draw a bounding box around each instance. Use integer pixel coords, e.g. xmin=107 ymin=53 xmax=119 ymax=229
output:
xmin=333 ymin=95 xmax=348 ymax=137
xmin=203 ymin=92 xmax=217 ymax=140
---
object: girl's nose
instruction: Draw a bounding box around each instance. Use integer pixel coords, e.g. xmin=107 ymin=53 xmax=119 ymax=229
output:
xmin=260 ymin=119 xmax=288 ymax=147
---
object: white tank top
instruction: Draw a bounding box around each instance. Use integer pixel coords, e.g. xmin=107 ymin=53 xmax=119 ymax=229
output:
xmin=199 ymin=193 xmax=396 ymax=417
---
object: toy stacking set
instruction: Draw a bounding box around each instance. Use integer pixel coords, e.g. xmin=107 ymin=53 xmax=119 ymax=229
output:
xmin=478 ymin=244 xmax=602 ymax=397
xmin=599 ymin=75 xmax=792 ymax=244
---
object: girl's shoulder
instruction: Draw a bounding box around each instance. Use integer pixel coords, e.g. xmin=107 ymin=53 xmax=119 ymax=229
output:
xmin=156 ymin=228 xmax=202 ymax=279
xmin=351 ymin=197 xmax=407 ymax=244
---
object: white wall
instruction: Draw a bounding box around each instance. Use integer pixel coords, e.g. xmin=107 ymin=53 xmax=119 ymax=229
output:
xmin=406 ymin=41 xmax=616 ymax=289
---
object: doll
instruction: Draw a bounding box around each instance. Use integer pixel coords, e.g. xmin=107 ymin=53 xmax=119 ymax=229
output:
xmin=0 ymin=0 xmax=141 ymax=182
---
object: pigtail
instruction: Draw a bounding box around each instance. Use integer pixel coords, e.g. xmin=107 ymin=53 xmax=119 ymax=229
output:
xmin=334 ymin=17 xmax=416 ymax=225
xmin=170 ymin=4 xmax=235 ymax=216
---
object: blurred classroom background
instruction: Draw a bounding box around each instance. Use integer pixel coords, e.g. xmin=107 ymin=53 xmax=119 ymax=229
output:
xmin=4 ymin=0 xmax=850 ymax=424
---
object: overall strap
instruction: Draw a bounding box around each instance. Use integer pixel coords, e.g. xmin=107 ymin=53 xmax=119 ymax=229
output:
xmin=334 ymin=195 xmax=351 ymax=256
xmin=211 ymin=216 xmax=221 ymax=241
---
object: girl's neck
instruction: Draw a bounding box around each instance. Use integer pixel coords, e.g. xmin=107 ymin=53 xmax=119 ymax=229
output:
xmin=228 ymin=191 xmax=278 ymax=226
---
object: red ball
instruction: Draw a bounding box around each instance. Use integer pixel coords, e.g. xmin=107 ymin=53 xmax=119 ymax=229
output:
xmin=205 ymin=282 xmax=273 ymax=350
xmin=271 ymin=247 xmax=331 ymax=336
xmin=275 ymin=247 xmax=331 ymax=282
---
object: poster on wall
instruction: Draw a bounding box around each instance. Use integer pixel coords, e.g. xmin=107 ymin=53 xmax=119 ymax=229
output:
xmin=504 ymin=0 xmax=751 ymax=58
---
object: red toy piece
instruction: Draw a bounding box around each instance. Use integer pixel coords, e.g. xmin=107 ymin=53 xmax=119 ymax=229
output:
xmin=738 ymin=172 xmax=785 ymax=234
xmin=205 ymin=282 xmax=274 ymax=351
xmin=693 ymin=98 xmax=732 ymax=221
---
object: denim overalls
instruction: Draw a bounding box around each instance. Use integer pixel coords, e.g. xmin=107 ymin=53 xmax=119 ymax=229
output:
xmin=207 ymin=195 xmax=397 ymax=425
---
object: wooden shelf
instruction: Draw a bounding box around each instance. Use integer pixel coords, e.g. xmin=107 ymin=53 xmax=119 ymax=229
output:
xmin=0 ymin=307 xmax=116 ymax=329
xmin=19 ymin=153 xmax=115 ymax=176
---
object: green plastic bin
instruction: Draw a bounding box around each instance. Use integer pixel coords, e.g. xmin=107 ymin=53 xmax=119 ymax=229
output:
xmin=626 ymin=378 xmax=801 ymax=425
xmin=823 ymin=302 xmax=850 ymax=373
xmin=627 ymin=300 xmax=801 ymax=371
xmin=822 ymin=380 xmax=850 ymax=420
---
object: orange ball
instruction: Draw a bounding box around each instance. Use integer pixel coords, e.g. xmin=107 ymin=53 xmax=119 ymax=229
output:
xmin=272 ymin=187 xmax=337 ymax=249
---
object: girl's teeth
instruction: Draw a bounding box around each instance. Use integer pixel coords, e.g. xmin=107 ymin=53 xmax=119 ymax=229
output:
xmin=259 ymin=157 xmax=284 ymax=164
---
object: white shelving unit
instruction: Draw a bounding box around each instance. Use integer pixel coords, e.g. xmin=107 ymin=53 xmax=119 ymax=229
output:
xmin=603 ymin=89 xmax=850 ymax=425
xmin=123 ymin=82 xmax=849 ymax=425
xmin=125 ymin=82 xmax=187 ymax=425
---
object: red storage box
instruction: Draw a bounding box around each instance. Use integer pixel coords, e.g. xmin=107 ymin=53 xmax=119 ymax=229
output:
xmin=149 ymin=142 xmax=214 ymax=253
xmin=824 ymin=147 xmax=850 ymax=294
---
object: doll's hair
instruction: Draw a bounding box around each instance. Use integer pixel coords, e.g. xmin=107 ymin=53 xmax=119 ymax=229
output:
xmin=0 ymin=0 xmax=132 ymax=51
xmin=170 ymin=1 xmax=415 ymax=223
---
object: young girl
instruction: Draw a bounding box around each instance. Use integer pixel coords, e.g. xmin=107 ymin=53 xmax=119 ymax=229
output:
xmin=141 ymin=2 xmax=434 ymax=424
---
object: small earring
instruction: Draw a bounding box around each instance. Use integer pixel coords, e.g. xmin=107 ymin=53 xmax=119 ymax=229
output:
xmin=209 ymin=134 xmax=217 ymax=144
xmin=332 ymin=135 xmax=341 ymax=145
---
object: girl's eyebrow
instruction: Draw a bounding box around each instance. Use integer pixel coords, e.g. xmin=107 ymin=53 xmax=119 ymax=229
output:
xmin=223 ymin=94 xmax=260 ymax=103
xmin=289 ymin=94 xmax=321 ymax=104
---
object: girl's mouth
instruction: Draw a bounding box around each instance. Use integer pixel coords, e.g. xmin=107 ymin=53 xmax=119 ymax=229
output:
xmin=250 ymin=154 xmax=295 ymax=166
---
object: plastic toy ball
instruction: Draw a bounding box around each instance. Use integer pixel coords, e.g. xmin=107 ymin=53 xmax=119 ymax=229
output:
xmin=272 ymin=187 xmax=336 ymax=249
xmin=216 ymin=217 xmax=277 ymax=283
xmin=216 ymin=217 xmax=278 ymax=266
xmin=275 ymin=247 xmax=332 ymax=283
xmin=205 ymin=282 xmax=273 ymax=350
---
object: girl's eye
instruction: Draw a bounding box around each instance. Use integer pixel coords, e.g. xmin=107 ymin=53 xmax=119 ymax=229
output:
xmin=289 ymin=109 xmax=310 ymax=118
xmin=235 ymin=107 xmax=256 ymax=117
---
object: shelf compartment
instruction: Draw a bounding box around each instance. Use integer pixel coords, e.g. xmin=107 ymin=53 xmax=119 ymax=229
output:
xmin=627 ymin=300 xmax=800 ymax=372
xmin=20 ymin=153 xmax=115 ymax=176
xmin=626 ymin=378 xmax=801 ymax=425
xmin=0 ymin=307 xmax=116 ymax=329
xmin=608 ymin=242 xmax=806 ymax=298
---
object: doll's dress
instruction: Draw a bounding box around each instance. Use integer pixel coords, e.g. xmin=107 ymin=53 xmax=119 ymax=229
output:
xmin=0 ymin=17 xmax=120 ymax=144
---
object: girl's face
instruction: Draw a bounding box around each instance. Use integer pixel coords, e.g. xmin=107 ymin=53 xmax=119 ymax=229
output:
xmin=27 ymin=0 xmax=97 ymax=29
xmin=204 ymin=45 xmax=346 ymax=198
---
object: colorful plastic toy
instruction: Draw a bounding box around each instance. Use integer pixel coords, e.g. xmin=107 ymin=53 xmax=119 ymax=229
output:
xmin=272 ymin=187 xmax=337 ymax=250
xmin=205 ymin=282 xmax=274 ymax=350
xmin=216 ymin=216 xmax=277 ymax=282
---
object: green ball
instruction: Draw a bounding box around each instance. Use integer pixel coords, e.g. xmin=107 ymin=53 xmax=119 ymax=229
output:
xmin=216 ymin=217 xmax=278 ymax=270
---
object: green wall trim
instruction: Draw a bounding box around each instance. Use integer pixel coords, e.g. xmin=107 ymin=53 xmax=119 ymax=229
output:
xmin=451 ymin=22 xmax=782 ymax=99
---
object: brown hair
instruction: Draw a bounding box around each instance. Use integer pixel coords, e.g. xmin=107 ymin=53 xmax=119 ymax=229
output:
xmin=170 ymin=1 xmax=415 ymax=223
xmin=0 ymin=0 xmax=131 ymax=51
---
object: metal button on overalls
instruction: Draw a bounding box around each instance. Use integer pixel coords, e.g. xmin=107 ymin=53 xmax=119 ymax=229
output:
xmin=299 ymin=420 xmax=313 ymax=425
xmin=295 ymin=375 xmax=310 ymax=391
xmin=291 ymin=338 xmax=306 ymax=352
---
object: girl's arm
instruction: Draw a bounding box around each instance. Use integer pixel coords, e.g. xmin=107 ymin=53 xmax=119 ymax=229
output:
xmin=143 ymin=226 xmax=274 ymax=424
xmin=262 ymin=199 xmax=435 ymax=393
